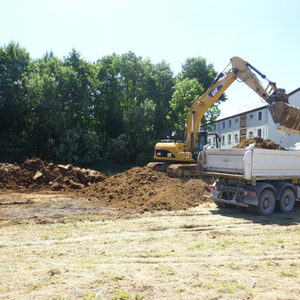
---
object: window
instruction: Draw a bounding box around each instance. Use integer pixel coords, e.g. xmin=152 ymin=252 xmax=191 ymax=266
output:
xmin=235 ymin=118 xmax=238 ymax=123
xmin=228 ymin=134 xmax=231 ymax=145
xmin=222 ymin=135 xmax=225 ymax=145
xmin=229 ymin=120 xmax=232 ymax=127
xmin=249 ymin=114 xmax=253 ymax=119
xmin=222 ymin=122 xmax=225 ymax=129
xmin=257 ymin=128 xmax=262 ymax=137
xmin=234 ymin=133 xmax=239 ymax=143
xmin=249 ymin=131 xmax=253 ymax=137
xmin=258 ymin=111 xmax=262 ymax=121
xmin=208 ymin=138 xmax=211 ymax=145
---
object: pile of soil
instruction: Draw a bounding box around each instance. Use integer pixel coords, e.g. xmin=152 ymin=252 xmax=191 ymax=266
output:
xmin=81 ymin=166 xmax=210 ymax=212
xmin=233 ymin=137 xmax=285 ymax=150
xmin=0 ymin=159 xmax=211 ymax=214
xmin=0 ymin=158 xmax=106 ymax=190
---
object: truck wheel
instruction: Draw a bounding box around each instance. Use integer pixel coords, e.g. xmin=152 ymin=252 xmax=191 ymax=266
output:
xmin=257 ymin=189 xmax=276 ymax=216
xmin=278 ymin=188 xmax=295 ymax=213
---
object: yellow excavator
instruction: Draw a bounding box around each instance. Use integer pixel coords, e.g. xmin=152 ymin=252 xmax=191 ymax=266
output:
xmin=148 ymin=56 xmax=300 ymax=177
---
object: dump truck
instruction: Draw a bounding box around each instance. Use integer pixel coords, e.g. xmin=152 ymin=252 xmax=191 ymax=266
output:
xmin=198 ymin=143 xmax=300 ymax=215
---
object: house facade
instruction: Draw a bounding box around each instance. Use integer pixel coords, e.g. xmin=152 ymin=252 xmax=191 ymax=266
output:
xmin=207 ymin=88 xmax=300 ymax=149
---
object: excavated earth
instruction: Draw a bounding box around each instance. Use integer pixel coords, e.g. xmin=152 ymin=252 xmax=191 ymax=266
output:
xmin=0 ymin=157 xmax=106 ymax=191
xmin=0 ymin=158 xmax=210 ymax=223
xmin=0 ymin=136 xmax=285 ymax=223
xmin=233 ymin=137 xmax=285 ymax=150
xmin=79 ymin=167 xmax=210 ymax=212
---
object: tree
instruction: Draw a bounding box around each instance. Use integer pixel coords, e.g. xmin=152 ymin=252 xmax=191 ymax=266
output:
xmin=179 ymin=57 xmax=217 ymax=90
xmin=168 ymin=78 xmax=204 ymax=133
xmin=0 ymin=42 xmax=223 ymax=168
xmin=0 ymin=42 xmax=32 ymax=161
xmin=96 ymin=52 xmax=173 ymax=165
xmin=179 ymin=56 xmax=226 ymax=103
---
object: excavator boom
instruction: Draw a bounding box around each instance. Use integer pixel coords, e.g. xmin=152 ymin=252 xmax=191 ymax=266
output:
xmin=186 ymin=56 xmax=300 ymax=154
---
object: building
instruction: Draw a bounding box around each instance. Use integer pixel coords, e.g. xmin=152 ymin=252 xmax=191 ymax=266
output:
xmin=207 ymin=88 xmax=300 ymax=149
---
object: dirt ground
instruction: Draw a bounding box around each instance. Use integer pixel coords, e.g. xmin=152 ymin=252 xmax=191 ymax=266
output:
xmin=0 ymin=159 xmax=211 ymax=223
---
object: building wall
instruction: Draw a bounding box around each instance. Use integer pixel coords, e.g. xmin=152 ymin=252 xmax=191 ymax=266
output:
xmin=209 ymin=89 xmax=300 ymax=149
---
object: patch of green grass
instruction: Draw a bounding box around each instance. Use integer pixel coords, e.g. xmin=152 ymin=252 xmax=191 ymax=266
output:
xmin=159 ymin=268 xmax=175 ymax=276
xmin=83 ymin=292 xmax=102 ymax=300
xmin=9 ymin=218 xmax=23 ymax=225
xmin=189 ymin=242 xmax=206 ymax=250
xmin=112 ymin=291 xmax=130 ymax=300
xmin=226 ymin=262 xmax=241 ymax=270
xmin=214 ymin=239 xmax=234 ymax=249
xmin=41 ymin=234 xmax=51 ymax=240
xmin=112 ymin=292 xmax=143 ymax=300
xmin=217 ymin=280 xmax=247 ymax=293
xmin=280 ymin=269 xmax=298 ymax=277
xmin=266 ymin=259 xmax=279 ymax=267
xmin=176 ymin=286 xmax=186 ymax=292
xmin=103 ymin=240 xmax=116 ymax=244
xmin=110 ymin=275 xmax=124 ymax=281
xmin=201 ymin=281 xmax=216 ymax=289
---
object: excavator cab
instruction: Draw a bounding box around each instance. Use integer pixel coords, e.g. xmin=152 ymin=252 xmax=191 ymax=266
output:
xmin=193 ymin=131 xmax=220 ymax=160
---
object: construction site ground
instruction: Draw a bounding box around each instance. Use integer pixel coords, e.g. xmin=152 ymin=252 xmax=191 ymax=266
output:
xmin=1 ymin=150 xmax=300 ymax=299
xmin=1 ymin=195 xmax=300 ymax=300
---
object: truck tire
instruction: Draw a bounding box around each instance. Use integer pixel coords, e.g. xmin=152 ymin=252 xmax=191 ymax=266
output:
xmin=257 ymin=189 xmax=276 ymax=216
xmin=278 ymin=188 xmax=295 ymax=213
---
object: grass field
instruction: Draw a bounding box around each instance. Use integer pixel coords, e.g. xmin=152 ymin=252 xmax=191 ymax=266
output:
xmin=1 ymin=202 xmax=300 ymax=299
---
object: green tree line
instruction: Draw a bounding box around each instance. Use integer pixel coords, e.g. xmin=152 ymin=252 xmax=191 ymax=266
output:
xmin=0 ymin=42 xmax=223 ymax=170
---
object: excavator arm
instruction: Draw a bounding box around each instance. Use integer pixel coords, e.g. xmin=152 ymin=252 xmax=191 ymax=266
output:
xmin=186 ymin=56 xmax=297 ymax=154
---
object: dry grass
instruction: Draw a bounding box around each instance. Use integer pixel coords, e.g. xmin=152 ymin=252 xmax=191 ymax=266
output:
xmin=1 ymin=203 xmax=300 ymax=299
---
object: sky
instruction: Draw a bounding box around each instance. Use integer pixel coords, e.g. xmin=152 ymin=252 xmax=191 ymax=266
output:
xmin=2 ymin=0 xmax=300 ymax=117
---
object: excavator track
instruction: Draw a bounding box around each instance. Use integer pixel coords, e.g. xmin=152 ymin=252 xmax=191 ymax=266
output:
xmin=147 ymin=162 xmax=169 ymax=172
xmin=166 ymin=164 xmax=198 ymax=177
xmin=147 ymin=162 xmax=198 ymax=178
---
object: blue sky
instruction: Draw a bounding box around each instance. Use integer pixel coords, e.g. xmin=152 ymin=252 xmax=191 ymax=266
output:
xmin=2 ymin=0 xmax=300 ymax=116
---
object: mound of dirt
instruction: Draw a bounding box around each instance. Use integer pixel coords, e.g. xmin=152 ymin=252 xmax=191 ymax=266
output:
xmin=0 ymin=158 xmax=106 ymax=190
xmin=1 ymin=159 xmax=211 ymax=214
xmin=81 ymin=166 xmax=210 ymax=212
xmin=233 ymin=137 xmax=285 ymax=150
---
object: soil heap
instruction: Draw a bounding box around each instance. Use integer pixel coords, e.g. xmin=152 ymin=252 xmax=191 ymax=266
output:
xmin=82 ymin=166 xmax=210 ymax=212
xmin=0 ymin=158 xmax=106 ymax=190
xmin=233 ymin=137 xmax=285 ymax=150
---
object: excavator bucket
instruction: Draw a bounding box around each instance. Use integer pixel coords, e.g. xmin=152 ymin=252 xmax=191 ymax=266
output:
xmin=269 ymin=101 xmax=300 ymax=133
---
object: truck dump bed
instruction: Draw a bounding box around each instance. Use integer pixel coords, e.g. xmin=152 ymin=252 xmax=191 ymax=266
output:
xmin=199 ymin=145 xmax=300 ymax=181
